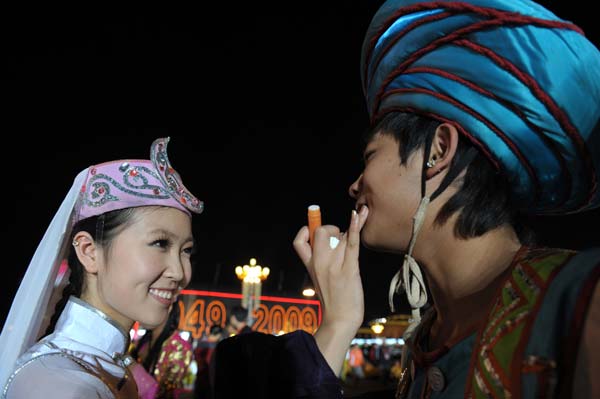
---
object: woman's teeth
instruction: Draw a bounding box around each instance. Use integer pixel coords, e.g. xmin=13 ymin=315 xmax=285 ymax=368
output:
xmin=149 ymin=288 xmax=173 ymax=299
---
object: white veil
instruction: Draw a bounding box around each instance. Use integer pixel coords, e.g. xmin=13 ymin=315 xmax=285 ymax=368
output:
xmin=0 ymin=168 xmax=88 ymax=389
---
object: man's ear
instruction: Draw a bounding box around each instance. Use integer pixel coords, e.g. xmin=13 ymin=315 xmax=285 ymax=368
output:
xmin=72 ymin=232 xmax=99 ymax=274
xmin=425 ymin=123 xmax=459 ymax=179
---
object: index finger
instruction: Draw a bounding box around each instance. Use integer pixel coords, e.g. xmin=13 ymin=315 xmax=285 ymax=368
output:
xmin=344 ymin=206 xmax=368 ymax=262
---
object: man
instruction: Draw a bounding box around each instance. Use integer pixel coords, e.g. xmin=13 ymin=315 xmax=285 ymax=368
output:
xmin=194 ymin=325 xmax=225 ymax=399
xmin=348 ymin=343 xmax=366 ymax=384
xmin=226 ymin=305 xmax=253 ymax=335
xmin=293 ymin=0 xmax=599 ymax=397
xmin=215 ymin=0 xmax=600 ymax=397
xmin=334 ymin=0 xmax=600 ymax=397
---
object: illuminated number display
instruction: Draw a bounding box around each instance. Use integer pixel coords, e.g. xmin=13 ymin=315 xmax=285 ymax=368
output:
xmin=179 ymin=290 xmax=321 ymax=339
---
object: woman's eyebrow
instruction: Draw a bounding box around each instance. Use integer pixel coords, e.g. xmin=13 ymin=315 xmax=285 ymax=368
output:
xmin=148 ymin=228 xmax=194 ymax=243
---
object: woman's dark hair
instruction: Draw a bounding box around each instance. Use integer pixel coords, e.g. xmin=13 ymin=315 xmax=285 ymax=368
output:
xmin=43 ymin=208 xmax=139 ymax=336
xmin=130 ymin=302 xmax=181 ymax=372
xmin=366 ymin=112 xmax=535 ymax=243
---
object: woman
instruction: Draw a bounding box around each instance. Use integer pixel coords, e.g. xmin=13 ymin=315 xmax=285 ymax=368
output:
xmin=129 ymin=302 xmax=193 ymax=399
xmin=0 ymin=137 xmax=202 ymax=398
xmin=1 ymin=137 xmax=368 ymax=398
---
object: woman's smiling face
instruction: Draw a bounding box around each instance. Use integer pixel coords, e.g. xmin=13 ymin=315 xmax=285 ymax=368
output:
xmin=86 ymin=206 xmax=194 ymax=330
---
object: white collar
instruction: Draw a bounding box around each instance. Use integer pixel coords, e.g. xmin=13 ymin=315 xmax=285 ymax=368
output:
xmin=54 ymin=296 xmax=130 ymax=356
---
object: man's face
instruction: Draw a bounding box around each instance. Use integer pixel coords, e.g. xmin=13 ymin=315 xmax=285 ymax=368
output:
xmin=225 ymin=320 xmax=237 ymax=335
xmin=348 ymin=132 xmax=423 ymax=253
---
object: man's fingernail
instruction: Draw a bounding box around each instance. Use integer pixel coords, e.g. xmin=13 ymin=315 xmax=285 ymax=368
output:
xmin=329 ymin=237 xmax=340 ymax=249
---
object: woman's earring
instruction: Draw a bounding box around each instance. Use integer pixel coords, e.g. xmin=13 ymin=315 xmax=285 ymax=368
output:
xmin=426 ymin=158 xmax=437 ymax=168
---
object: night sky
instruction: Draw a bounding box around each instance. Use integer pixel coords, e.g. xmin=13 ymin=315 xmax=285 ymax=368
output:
xmin=3 ymin=2 xmax=599 ymax=330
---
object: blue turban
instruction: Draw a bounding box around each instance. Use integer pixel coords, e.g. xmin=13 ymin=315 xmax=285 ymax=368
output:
xmin=361 ymin=0 xmax=600 ymax=214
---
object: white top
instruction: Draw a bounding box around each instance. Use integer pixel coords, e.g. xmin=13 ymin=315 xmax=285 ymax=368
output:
xmin=2 ymin=297 xmax=138 ymax=399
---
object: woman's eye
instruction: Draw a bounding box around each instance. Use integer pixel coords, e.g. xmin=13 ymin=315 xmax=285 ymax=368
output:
xmin=151 ymin=239 xmax=170 ymax=249
xmin=183 ymin=246 xmax=194 ymax=256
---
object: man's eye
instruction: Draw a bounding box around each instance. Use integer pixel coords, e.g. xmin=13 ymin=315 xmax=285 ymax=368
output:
xmin=363 ymin=150 xmax=375 ymax=164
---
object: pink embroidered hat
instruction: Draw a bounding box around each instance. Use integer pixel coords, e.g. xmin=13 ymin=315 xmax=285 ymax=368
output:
xmin=74 ymin=137 xmax=203 ymax=223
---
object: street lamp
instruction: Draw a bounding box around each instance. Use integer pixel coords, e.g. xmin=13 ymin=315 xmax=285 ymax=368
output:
xmin=370 ymin=317 xmax=387 ymax=335
xmin=301 ymin=273 xmax=316 ymax=297
xmin=371 ymin=323 xmax=385 ymax=334
xmin=235 ymin=258 xmax=270 ymax=324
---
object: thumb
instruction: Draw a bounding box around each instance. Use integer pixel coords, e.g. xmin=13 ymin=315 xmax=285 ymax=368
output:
xmin=293 ymin=226 xmax=312 ymax=265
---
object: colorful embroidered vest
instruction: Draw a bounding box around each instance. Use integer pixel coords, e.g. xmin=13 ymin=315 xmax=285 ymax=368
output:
xmin=398 ymin=246 xmax=599 ymax=399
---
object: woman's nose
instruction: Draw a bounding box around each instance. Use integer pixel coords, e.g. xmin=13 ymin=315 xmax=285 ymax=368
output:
xmin=165 ymin=257 xmax=185 ymax=282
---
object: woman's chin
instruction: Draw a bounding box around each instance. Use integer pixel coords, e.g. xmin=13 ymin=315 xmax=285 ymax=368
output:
xmin=139 ymin=312 xmax=169 ymax=329
xmin=138 ymin=319 xmax=161 ymax=330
